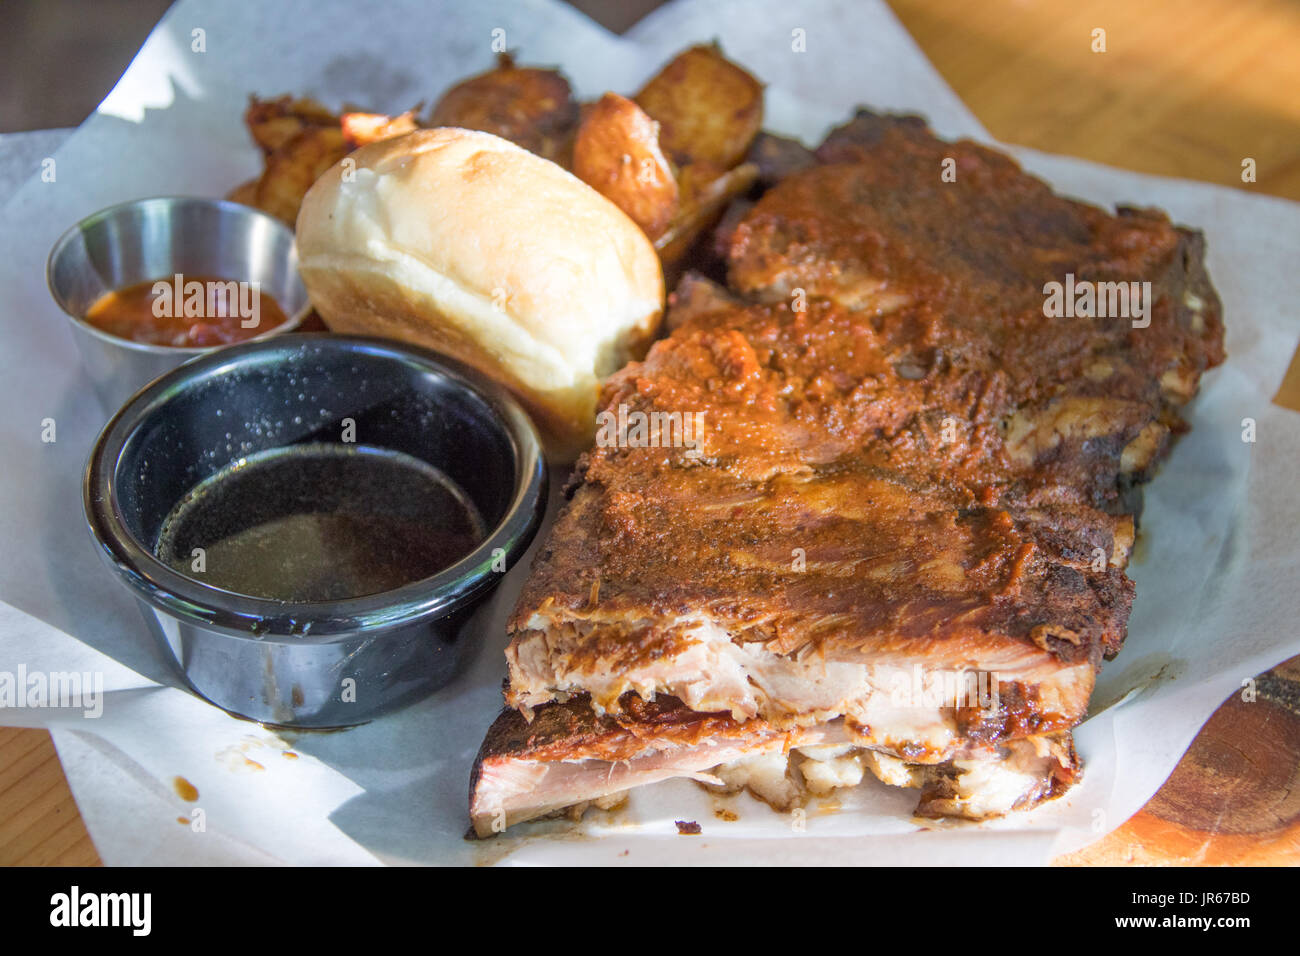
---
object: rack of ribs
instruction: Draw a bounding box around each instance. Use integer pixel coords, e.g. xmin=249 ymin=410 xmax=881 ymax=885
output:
xmin=469 ymin=111 xmax=1225 ymax=837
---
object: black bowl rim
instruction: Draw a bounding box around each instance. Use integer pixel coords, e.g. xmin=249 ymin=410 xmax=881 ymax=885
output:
xmin=83 ymin=333 xmax=547 ymax=643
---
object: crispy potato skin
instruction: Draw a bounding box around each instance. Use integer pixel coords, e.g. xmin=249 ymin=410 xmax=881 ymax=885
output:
xmin=429 ymin=53 xmax=579 ymax=163
xmin=241 ymin=95 xmax=350 ymax=223
xmin=253 ymin=126 xmax=349 ymax=224
xmin=244 ymin=95 xmax=338 ymax=154
xmin=573 ymin=93 xmax=679 ymax=239
xmin=635 ymin=43 xmax=763 ymax=169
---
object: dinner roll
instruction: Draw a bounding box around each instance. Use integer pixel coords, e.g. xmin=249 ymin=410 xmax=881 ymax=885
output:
xmin=295 ymin=127 xmax=664 ymax=461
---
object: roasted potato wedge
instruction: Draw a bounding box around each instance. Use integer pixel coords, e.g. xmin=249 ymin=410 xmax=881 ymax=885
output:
xmin=429 ymin=52 xmax=578 ymax=163
xmin=573 ymin=93 xmax=678 ymax=240
xmin=244 ymin=95 xmax=338 ymax=155
xmin=635 ymin=43 xmax=763 ymax=169
xmin=253 ymin=126 xmax=348 ymax=224
xmin=341 ymin=110 xmax=420 ymax=147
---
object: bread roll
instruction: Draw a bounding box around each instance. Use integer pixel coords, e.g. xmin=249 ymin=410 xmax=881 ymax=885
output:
xmin=295 ymin=127 xmax=664 ymax=461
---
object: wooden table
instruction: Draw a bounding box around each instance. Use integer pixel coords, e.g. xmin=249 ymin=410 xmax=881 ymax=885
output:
xmin=2 ymin=0 xmax=1298 ymax=866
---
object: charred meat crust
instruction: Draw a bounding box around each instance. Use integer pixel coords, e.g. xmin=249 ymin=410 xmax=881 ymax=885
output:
xmin=468 ymin=693 xmax=815 ymax=837
xmin=473 ymin=693 xmax=749 ymax=767
xmin=474 ymin=109 xmax=1224 ymax=831
xmin=468 ymin=695 xmax=753 ymax=830
xmin=507 ymin=112 xmax=1220 ymax=702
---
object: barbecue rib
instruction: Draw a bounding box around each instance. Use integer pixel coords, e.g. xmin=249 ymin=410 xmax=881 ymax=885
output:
xmin=470 ymin=694 xmax=1079 ymax=835
xmin=469 ymin=111 xmax=1224 ymax=836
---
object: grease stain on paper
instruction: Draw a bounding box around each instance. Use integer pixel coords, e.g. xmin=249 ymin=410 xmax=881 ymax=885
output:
xmin=216 ymin=734 xmax=293 ymax=773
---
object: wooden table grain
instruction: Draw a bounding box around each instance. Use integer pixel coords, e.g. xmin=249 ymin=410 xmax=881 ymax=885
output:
xmin=2 ymin=0 xmax=1298 ymax=867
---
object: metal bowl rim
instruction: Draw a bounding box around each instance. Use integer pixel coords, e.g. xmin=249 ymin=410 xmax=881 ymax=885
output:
xmin=46 ymin=196 xmax=311 ymax=355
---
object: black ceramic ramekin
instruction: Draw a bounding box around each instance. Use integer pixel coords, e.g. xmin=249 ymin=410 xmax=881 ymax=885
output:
xmin=84 ymin=334 xmax=546 ymax=727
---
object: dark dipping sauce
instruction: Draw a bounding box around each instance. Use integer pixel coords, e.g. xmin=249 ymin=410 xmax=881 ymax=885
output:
xmin=155 ymin=443 xmax=486 ymax=602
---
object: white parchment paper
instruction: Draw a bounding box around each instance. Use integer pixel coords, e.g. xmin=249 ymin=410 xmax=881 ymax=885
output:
xmin=0 ymin=0 xmax=1297 ymax=865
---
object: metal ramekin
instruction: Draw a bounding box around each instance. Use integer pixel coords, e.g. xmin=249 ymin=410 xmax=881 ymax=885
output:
xmin=83 ymin=335 xmax=547 ymax=727
xmin=48 ymin=197 xmax=311 ymax=411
